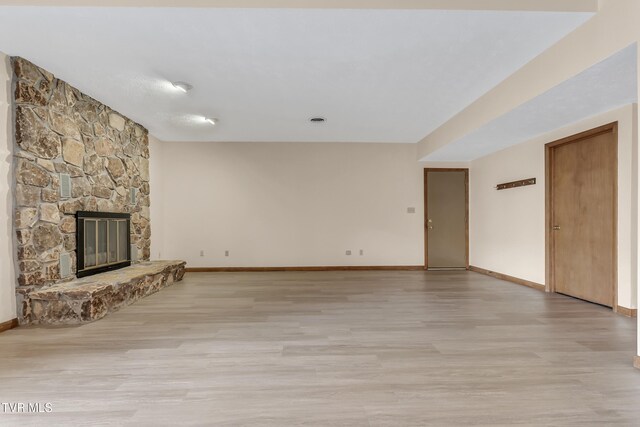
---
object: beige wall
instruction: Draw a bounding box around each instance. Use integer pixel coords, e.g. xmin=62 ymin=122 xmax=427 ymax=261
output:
xmin=469 ymin=104 xmax=637 ymax=309
xmin=153 ymin=141 xmax=425 ymax=268
xmin=0 ymin=52 xmax=16 ymax=323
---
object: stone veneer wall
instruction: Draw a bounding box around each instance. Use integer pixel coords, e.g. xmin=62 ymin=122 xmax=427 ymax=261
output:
xmin=12 ymin=57 xmax=151 ymax=321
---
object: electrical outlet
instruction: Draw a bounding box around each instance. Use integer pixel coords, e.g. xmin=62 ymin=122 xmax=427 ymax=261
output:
xmin=407 ymin=207 xmax=416 ymax=214
xmin=200 ymin=250 xmax=205 ymax=257
xmin=359 ymin=249 xmax=364 ymax=256
xmin=225 ymin=250 xmax=229 ymax=257
xmin=346 ymin=250 xmax=352 ymax=255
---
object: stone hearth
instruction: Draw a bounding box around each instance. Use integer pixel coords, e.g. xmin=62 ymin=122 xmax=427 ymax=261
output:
xmin=24 ymin=261 xmax=186 ymax=325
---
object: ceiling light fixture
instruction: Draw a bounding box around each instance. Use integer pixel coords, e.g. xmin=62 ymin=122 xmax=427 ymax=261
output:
xmin=205 ymin=117 xmax=218 ymax=126
xmin=172 ymin=81 xmax=193 ymax=93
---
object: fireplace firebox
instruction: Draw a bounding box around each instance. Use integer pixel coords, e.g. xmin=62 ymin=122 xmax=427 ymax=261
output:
xmin=76 ymin=211 xmax=131 ymax=278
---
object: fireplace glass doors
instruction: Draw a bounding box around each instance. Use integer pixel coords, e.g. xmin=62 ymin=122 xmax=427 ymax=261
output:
xmin=77 ymin=211 xmax=131 ymax=278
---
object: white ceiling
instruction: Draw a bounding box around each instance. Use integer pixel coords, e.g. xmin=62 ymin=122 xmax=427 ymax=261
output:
xmin=0 ymin=7 xmax=592 ymax=142
xmin=425 ymin=44 xmax=638 ymax=162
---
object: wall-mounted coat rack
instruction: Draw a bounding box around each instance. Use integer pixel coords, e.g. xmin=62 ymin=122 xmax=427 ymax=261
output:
xmin=496 ymin=178 xmax=536 ymax=191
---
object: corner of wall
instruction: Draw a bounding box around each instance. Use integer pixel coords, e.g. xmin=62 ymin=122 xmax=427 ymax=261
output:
xmin=0 ymin=51 xmax=17 ymax=323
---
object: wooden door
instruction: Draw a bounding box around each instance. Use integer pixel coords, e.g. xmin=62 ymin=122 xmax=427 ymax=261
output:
xmin=425 ymin=169 xmax=468 ymax=269
xmin=548 ymin=123 xmax=617 ymax=307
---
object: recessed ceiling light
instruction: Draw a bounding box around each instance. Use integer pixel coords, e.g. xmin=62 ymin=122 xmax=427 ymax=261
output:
xmin=205 ymin=117 xmax=218 ymax=126
xmin=172 ymin=81 xmax=193 ymax=92
xmin=310 ymin=117 xmax=326 ymax=123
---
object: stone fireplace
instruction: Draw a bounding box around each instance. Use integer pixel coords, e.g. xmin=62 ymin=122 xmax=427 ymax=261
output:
xmin=11 ymin=57 xmax=155 ymax=323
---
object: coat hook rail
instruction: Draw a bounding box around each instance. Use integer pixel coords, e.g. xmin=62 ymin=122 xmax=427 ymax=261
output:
xmin=496 ymin=178 xmax=536 ymax=191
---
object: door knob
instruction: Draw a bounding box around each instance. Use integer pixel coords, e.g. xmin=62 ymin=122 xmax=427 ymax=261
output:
xmin=553 ymin=225 xmax=561 ymax=231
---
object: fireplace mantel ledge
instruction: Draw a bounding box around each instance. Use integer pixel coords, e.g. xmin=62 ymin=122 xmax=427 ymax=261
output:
xmin=23 ymin=260 xmax=186 ymax=325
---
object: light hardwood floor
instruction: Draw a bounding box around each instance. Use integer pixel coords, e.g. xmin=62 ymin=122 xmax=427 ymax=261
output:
xmin=0 ymin=270 xmax=639 ymax=426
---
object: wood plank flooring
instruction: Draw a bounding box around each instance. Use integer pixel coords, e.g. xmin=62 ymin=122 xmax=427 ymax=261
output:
xmin=0 ymin=270 xmax=639 ymax=426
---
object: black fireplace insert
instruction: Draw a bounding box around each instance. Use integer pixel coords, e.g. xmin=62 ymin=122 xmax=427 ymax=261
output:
xmin=76 ymin=211 xmax=131 ymax=278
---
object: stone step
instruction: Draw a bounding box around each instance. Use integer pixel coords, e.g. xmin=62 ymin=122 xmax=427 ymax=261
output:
xmin=24 ymin=260 xmax=186 ymax=325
